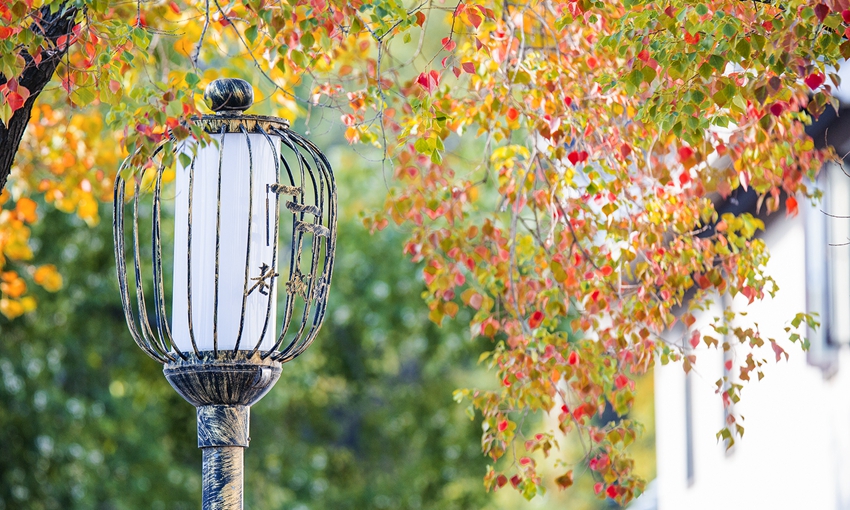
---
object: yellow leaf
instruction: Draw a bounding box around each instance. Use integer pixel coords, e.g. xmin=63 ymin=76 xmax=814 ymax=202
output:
xmin=77 ymin=193 xmax=100 ymax=225
xmin=20 ymin=296 xmax=36 ymax=313
xmin=15 ymin=197 xmax=37 ymax=223
xmin=0 ymin=275 xmax=26 ymax=298
xmin=444 ymin=301 xmax=459 ymax=318
xmin=0 ymin=298 xmax=24 ymax=319
xmin=34 ymin=264 xmax=63 ymax=292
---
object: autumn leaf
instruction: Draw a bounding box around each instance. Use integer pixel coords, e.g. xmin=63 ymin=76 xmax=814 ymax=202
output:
xmin=416 ymin=71 xmax=440 ymax=93
xmin=815 ymin=3 xmax=830 ymax=23
xmin=555 ymin=471 xmax=573 ymax=489
xmin=786 ymin=195 xmax=799 ymax=217
xmin=528 ymin=310 xmax=543 ymax=328
xmin=805 ymin=72 xmax=825 ymax=90
xmin=34 ymin=265 xmax=63 ymax=292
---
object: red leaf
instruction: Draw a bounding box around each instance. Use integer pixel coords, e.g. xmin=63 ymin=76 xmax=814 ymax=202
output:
xmin=805 ymin=72 xmax=825 ymax=90
xmin=637 ymin=49 xmax=649 ymax=62
xmin=510 ymin=475 xmax=521 ymax=488
xmin=452 ymin=66 xmax=461 ymax=78
xmin=600 ymin=265 xmax=613 ymax=276
xmin=815 ymin=3 xmax=830 ymax=22
xmin=6 ymin=91 xmax=23 ymax=111
xmin=528 ymin=310 xmax=544 ymax=328
xmin=454 ymin=272 xmax=465 ymax=286
xmin=568 ymin=351 xmax=579 ymax=365
xmin=689 ymin=330 xmax=700 ymax=348
xmin=496 ymin=474 xmax=508 ymax=488
xmin=843 ymin=9 xmax=850 ymax=23
xmin=677 ymin=146 xmax=694 ymax=161
xmin=461 ymin=61 xmax=475 ymax=74
xmin=578 ymin=150 xmax=589 ymax=162
xmin=567 ymin=151 xmax=579 ymax=165
xmin=771 ymin=341 xmax=788 ymax=362
xmin=415 ymin=11 xmax=426 ymax=26
xmin=594 ymin=482 xmax=604 ymax=495
xmin=0 ymin=26 xmax=12 ymax=39
xmin=507 ymin=107 xmax=518 ymax=121
xmin=725 ymin=360 xmax=733 ymax=371
xmin=684 ymin=31 xmax=700 ymax=44
xmin=679 ymin=170 xmax=692 ymax=186
xmin=169 ymin=1 xmax=180 ymax=13
xmin=441 ymin=37 xmax=456 ymax=51
xmin=564 ymin=96 xmax=572 ymax=107
xmin=109 ymin=79 xmax=121 ymax=94
xmin=607 ymin=485 xmax=618 ymax=498
xmin=615 ymin=374 xmax=629 ymax=389
xmin=498 ymin=419 xmax=508 ymax=432
xmin=769 ymin=102 xmax=785 ymax=116
xmin=416 ymin=71 xmax=440 ymax=93
xmin=620 ymin=143 xmax=632 ymax=158
xmin=467 ymin=12 xmax=482 ymax=28
xmin=786 ymin=195 xmax=799 ymax=217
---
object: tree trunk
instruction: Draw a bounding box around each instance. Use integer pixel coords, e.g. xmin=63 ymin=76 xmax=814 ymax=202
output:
xmin=0 ymin=4 xmax=78 ymax=192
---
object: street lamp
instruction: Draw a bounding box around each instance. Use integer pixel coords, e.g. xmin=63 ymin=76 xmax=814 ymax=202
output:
xmin=112 ymin=78 xmax=337 ymax=509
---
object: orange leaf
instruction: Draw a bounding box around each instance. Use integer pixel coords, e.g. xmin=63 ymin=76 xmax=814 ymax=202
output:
xmin=786 ymin=195 xmax=798 ymax=217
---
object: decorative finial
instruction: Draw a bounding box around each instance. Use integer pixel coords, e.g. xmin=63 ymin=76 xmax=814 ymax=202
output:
xmin=204 ymin=78 xmax=254 ymax=114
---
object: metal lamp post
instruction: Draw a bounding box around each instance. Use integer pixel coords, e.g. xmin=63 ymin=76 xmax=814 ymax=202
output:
xmin=112 ymin=78 xmax=337 ymax=509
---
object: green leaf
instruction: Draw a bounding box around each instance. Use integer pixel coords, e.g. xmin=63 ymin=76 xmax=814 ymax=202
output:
xmin=735 ymin=39 xmax=751 ymax=60
xmin=178 ymin=153 xmax=192 ymax=170
xmin=71 ymin=86 xmax=96 ymax=107
xmin=245 ymin=25 xmax=259 ymax=44
xmin=185 ymin=72 xmax=200 ymax=88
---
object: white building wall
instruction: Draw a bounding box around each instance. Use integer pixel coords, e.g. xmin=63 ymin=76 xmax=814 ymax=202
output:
xmin=655 ymin=211 xmax=850 ymax=510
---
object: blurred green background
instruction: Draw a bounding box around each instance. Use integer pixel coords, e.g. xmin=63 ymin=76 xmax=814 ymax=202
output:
xmin=0 ymin=143 xmax=654 ymax=509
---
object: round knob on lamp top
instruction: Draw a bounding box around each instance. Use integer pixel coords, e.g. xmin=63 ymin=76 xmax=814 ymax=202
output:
xmin=204 ymin=78 xmax=254 ymax=113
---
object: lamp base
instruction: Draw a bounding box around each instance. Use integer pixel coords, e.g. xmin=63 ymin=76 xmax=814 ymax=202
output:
xmin=164 ymin=352 xmax=282 ymax=510
xmin=203 ymin=446 xmax=244 ymax=509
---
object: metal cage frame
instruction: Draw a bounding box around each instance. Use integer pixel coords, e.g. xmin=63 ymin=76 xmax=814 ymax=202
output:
xmin=113 ymin=114 xmax=338 ymax=365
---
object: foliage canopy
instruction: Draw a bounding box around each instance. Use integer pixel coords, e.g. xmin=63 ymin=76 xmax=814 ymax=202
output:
xmin=0 ymin=0 xmax=843 ymax=504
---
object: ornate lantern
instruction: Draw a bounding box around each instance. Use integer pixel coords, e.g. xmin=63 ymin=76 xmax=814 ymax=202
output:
xmin=112 ymin=78 xmax=337 ymax=509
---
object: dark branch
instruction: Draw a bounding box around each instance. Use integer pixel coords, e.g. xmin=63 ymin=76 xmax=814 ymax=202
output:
xmin=0 ymin=4 xmax=78 ymax=192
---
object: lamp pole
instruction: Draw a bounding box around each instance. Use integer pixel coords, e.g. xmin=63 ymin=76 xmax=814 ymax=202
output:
xmin=113 ymin=77 xmax=337 ymax=509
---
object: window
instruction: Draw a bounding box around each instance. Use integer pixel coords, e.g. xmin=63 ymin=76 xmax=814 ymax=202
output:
xmin=804 ymin=162 xmax=849 ymax=375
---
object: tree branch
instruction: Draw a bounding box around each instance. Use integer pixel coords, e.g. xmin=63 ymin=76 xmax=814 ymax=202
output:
xmin=0 ymin=4 xmax=78 ymax=192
